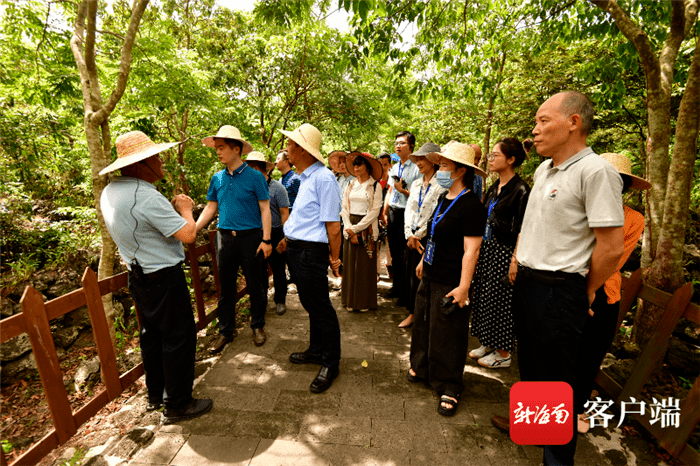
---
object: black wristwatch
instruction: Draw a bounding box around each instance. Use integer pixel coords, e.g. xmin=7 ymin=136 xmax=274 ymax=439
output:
xmin=262 ymin=238 xmax=272 ymax=245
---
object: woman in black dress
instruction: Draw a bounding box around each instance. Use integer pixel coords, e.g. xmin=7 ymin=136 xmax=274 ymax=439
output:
xmin=470 ymin=138 xmax=530 ymax=369
xmin=407 ymin=142 xmax=487 ymax=417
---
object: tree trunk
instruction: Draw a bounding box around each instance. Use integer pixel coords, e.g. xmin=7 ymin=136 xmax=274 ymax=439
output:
xmin=70 ymin=0 xmax=150 ymax=348
xmin=635 ymin=39 xmax=700 ymax=346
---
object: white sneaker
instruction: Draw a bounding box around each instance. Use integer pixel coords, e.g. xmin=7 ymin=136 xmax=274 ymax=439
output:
xmin=469 ymin=345 xmax=493 ymax=360
xmin=478 ymin=350 xmax=511 ymax=368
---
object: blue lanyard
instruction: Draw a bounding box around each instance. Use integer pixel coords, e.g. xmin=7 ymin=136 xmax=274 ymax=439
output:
xmin=487 ymin=196 xmax=499 ymax=219
xmin=398 ymin=162 xmax=404 ymax=179
xmin=430 ymin=188 xmax=468 ymax=238
xmin=418 ymin=184 xmax=431 ymax=211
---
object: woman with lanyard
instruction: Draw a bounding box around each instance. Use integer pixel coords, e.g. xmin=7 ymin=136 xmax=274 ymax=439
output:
xmin=398 ymin=143 xmax=446 ymax=328
xmin=340 ymin=152 xmax=384 ymax=312
xmin=408 ymin=142 xmax=487 ymax=417
xmin=469 ymin=138 xmax=530 ymax=368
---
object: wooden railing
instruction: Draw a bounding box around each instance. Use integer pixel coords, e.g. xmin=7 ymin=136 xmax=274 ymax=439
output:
xmin=0 ymin=230 xmax=239 ymax=466
xmin=596 ymin=268 xmax=700 ymax=465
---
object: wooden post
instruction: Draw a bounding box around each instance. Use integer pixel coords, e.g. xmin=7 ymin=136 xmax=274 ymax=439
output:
xmin=187 ymin=242 xmax=206 ymax=327
xmin=209 ymin=230 xmax=221 ymax=298
xmin=618 ymin=268 xmax=643 ymax=331
xmin=20 ymin=287 xmax=76 ymax=443
xmin=82 ymin=268 xmax=123 ymax=400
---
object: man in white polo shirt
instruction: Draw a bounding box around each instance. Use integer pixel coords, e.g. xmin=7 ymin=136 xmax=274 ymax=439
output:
xmin=507 ymin=91 xmax=624 ymax=466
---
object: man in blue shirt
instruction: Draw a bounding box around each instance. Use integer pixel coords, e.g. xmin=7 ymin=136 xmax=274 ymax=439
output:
xmin=246 ymin=152 xmax=291 ymax=316
xmin=196 ymin=126 xmax=272 ymax=353
xmin=100 ymin=131 xmax=212 ymax=423
xmin=276 ymin=123 xmax=343 ymax=394
xmin=382 ymin=131 xmax=421 ymax=304
xmin=275 ymin=149 xmax=301 ymax=211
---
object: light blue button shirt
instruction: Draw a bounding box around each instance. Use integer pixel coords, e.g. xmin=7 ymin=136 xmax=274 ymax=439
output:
xmin=388 ymin=159 xmax=421 ymax=209
xmin=284 ymin=161 xmax=342 ymax=243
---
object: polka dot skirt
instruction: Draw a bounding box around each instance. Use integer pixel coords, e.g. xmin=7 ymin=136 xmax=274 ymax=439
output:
xmin=471 ymin=238 xmax=516 ymax=351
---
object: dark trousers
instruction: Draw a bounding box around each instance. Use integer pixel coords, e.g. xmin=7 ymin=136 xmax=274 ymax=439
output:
xmin=513 ymin=271 xmax=588 ymax=466
xmin=402 ymin=241 xmax=425 ymax=313
xmin=387 ymin=207 xmax=406 ymax=297
xmin=217 ymin=230 xmax=267 ymax=337
xmin=128 ymin=267 xmax=195 ymax=408
xmin=287 ymin=242 xmax=341 ymax=369
xmin=261 ymin=227 xmax=288 ymax=304
xmin=574 ymin=286 xmax=620 ymax=414
xmin=410 ymin=278 xmax=472 ymax=397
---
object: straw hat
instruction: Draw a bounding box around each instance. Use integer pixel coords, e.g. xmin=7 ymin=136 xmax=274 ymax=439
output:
xmin=427 ymin=142 xmax=487 ymax=178
xmin=600 ymin=153 xmax=651 ymax=190
xmin=346 ymin=151 xmax=383 ymax=181
xmin=409 ymin=142 xmax=441 ymax=164
xmin=245 ymin=151 xmax=274 ymax=172
xmin=328 ymin=150 xmax=348 ymax=172
xmin=202 ymin=125 xmax=253 ymax=155
xmin=279 ymin=123 xmax=323 ymax=162
xmin=99 ymin=131 xmax=179 ymax=175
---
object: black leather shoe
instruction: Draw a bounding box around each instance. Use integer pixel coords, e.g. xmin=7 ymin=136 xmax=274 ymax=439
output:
xmin=163 ymin=398 xmax=213 ymax=424
xmin=209 ymin=334 xmax=233 ymax=354
xmin=289 ymin=351 xmax=323 ymax=365
xmin=310 ymin=366 xmax=339 ymax=393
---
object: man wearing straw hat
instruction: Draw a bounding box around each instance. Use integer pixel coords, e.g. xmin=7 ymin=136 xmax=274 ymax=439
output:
xmin=503 ymin=91 xmax=624 ymax=466
xmin=196 ymin=126 xmax=272 ymax=353
xmin=245 ymin=151 xmax=291 ymax=315
xmin=100 ymin=131 xmax=213 ymax=423
xmin=276 ymin=123 xmax=343 ymax=394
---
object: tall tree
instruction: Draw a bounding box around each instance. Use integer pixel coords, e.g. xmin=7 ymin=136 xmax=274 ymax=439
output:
xmin=69 ymin=0 xmax=149 ymax=344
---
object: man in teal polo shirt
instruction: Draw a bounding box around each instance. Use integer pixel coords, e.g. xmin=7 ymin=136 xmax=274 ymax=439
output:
xmin=196 ymin=126 xmax=272 ymax=353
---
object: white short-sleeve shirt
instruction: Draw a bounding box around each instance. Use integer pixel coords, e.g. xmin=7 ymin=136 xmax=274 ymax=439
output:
xmin=517 ymin=148 xmax=624 ymax=275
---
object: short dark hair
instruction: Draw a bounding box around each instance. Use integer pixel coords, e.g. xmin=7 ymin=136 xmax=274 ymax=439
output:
xmin=495 ymin=137 xmax=527 ymax=168
xmin=377 ymin=152 xmax=391 ymax=162
xmin=396 ymin=131 xmax=415 ymax=151
xmin=621 ymin=174 xmax=633 ymax=194
xmin=558 ymin=91 xmax=594 ymax=136
xmin=216 ymin=138 xmax=243 ymax=153
xmin=353 ymin=156 xmax=373 ymax=175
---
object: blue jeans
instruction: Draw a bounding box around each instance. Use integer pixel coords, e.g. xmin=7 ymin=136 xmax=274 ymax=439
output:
xmin=128 ymin=267 xmax=195 ymax=408
xmin=513 ymin=270 xmax=588 ymax=466
xmin=287 ymin=242 xmax=341 ymax=369
xmin=217 ymin=230 xmax=267 ymax=338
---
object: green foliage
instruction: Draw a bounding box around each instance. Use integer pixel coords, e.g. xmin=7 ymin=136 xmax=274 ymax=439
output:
xmin=2 ymin=440 xmax=13 ymax=454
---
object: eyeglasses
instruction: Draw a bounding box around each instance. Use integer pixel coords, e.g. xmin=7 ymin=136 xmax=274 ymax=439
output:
xmin=487 ymin=152 xmax=504 ymax=160
xmin=395 ymin=141 xmax=408 ymax=146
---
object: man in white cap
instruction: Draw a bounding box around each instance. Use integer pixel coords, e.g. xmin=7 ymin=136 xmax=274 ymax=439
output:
xmin=100 ymin=131 xmax=213 ymax=423
xmin=504 ymin=91 xmax=624 ymax=466
xmin=196 ymin=126 xmax=272 ymax=353
xmin=276 ymin=123 xmax=343 ymax=393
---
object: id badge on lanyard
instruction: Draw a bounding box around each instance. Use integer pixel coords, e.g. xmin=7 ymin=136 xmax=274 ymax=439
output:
xmin=424 ymin=188 xmax=468 ymax=266
xmin=424 ymin=239 xmax=436 ymax=265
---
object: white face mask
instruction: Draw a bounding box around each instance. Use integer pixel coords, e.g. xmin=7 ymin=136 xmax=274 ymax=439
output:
xmin=436 ymin=170 xmax=455 ymax=189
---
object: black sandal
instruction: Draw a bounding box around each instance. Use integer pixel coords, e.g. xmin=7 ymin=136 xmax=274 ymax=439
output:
xmin=407 ymin=369 xmax=422 ymax=383
xmin=438 ymin=394 xmax=459 ymax=417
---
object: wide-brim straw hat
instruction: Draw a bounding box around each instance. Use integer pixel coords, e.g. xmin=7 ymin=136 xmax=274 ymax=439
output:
xmin=427 ymin=142 xmax=487 ymax=178
xmin=279 ymin=123 xmax=323 ymax=162
xmin=600 ymin=153 xmax=651 ymax=190
xmin=346 ymin=151 xmax=383 ymax=181
xmin=245 ymin=151 xmax=274 ymax=172
xmin=409 ymin=142 xmax=441 ymax=164
xmin=202 ymin=125 xmax=253 ymax=155
xmin=328 ymin=150 xmax=348 ymax=172
xmin=100 ymin=131 xmax=179 ymax=175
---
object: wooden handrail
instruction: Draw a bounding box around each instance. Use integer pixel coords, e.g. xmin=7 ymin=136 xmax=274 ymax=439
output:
xmin=1 ymin=232 xmax=224 ymax=466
